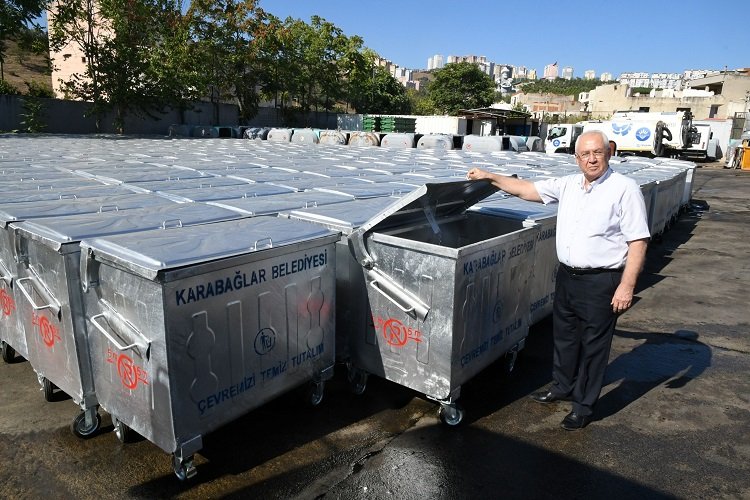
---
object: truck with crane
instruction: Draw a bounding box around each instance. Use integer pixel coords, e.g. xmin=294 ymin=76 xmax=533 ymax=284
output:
xmin=545 ymin=111 xmax=699 ymax=157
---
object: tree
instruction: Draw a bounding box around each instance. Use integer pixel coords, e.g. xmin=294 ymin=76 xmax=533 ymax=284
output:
xmin=187 ymin=0 xmax=265 ymax=124
xmin=48 ymin=0 xmax=106 ymax=129
xmin=427 ymin=62 xmax=495 ymax=115
xmin=0 ymin=0 xmax=47 ymax=80
xmin=49 ymin=0 xmax=194 ymax=133
xmin=346 ymin=48 xmax=410 ymax=115
xmin=406 ymin=86 xmax=433 ymax=116
xmin=516 ymin=77 xmax=603 ymax=97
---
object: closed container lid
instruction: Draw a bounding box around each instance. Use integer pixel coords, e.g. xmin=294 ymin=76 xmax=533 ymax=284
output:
xmin=0 ymin=193 xmax=176 ymax=226
xmin=122 ymin=176 xmax=249 ymax=193
xmin=0 ymin=177 xmax=108 ymax=192
xmin=209 ymin=191 xmax=352 ymax=216
xmin=81 ymin=216 xmax=339 ymax=279
xmin=312 ymin=184 xmax=408 ymax=199
xmin=286 ymin=197 xmax=403 ymax=234
xmin=0 ymin=184 xmax=146 ymax=204
xmin=471 ymin=196 xmax=558 ymax=221
xmin=75 ymin=165 xmax=208 ymax=184
xmin=154 ymin=183 xmax=296 ymax=202
xmin=11 ymin=202 xmax=245 ymax=250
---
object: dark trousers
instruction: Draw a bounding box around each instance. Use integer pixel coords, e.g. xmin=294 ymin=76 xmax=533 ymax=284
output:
xmin=550 ymin=266 xmax=621 ymax=416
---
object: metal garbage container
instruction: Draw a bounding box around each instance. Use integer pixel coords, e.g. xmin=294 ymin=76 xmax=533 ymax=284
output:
xmin=283 ymin=197 xmax=403 ymax=362
xmin=471 ymin=196 xmax=558 ymax=325
xmin=0 ymin=194 xmax=176 ymax=364
xmin=78 ymin=217 xmax=339 ymax=479
xmin=8 ymin=203 xmax=245 ymax=437
xmin=344 ymin=180 xmax=538 ymax=425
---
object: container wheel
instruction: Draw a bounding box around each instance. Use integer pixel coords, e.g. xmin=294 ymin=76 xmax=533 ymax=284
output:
xmin=438 ymin=404 xmax=465 ymax=427
xmin=42 ymin=377 xmax=55 ymax=402
xmin=347 ymin=368 xmax=368 ymax=395
xmin=172 ymin=454 xmax=197 ymax=481
xmin=113 ymin=417 xmax=133 ymax=444
xmin=307 ymin=381 xmax=325 ymax=407
xmin=502 ymin=349 xmax=519 ymax=374
xmin=1 ymin=341 xmax=15 ymax=363
xmin=71 ymin=411 xmax=101 ymax=439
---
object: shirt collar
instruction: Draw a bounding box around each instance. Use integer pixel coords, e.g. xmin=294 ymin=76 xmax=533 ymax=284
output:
xmin=579 ymin=167 xmax=613 ymax=191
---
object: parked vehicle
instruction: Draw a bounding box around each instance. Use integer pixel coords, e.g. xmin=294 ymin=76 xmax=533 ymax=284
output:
xmin=545 ymin=111 xmax=699 ymax=157
xmin=679 ymin=123 xmax=720 ymax=161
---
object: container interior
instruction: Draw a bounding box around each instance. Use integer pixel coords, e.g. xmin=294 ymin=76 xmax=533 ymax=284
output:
xmin=377 ymin=212 xmax=527 ymax=249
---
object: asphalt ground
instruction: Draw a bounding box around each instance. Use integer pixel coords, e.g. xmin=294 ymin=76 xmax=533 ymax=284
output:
xmin=1 ymin=162 xmax=748 ymax=499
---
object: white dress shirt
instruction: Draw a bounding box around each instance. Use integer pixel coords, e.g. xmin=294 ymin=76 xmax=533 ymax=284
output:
xmin=534 ymin=168 xmax=650 ymax=269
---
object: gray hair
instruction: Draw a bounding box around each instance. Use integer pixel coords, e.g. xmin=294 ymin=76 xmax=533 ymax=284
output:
xmin=575 ymin=130 xmax=610 ymax=154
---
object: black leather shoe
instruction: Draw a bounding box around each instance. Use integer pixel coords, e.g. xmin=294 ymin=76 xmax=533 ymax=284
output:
xmin=560 ymin=411 xmax=592 ymax=431
xmin=529 ymin=390 xmax=570 ymax=404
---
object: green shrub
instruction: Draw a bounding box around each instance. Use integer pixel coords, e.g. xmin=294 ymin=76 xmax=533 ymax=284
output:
xmin=25 ymin=80 xmax=54 ymax=98
xmin=20 ymin=97 xmax=47 ymax=133
xmin=0 ymin=79 xmax=21 ymax=95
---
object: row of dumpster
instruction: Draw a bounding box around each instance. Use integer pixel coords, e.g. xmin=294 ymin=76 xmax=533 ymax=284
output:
xmin=0 ymin=136 xmax=696 ymax=479
xmin=173 ymin=124 xmax=543 ymax=153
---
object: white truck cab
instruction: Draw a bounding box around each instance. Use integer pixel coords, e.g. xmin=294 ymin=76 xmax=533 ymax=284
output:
xmin=681 ymin=123 xmax=719 ymax=161
xmin=545 ymin=124 xmax=583 ymax=154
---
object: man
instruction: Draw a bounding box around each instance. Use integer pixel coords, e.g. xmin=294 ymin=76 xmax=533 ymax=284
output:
xmin=467 ymin=130 xmax=650 ymax=430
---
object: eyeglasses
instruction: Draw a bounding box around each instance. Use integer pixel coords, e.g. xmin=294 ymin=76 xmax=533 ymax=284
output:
xmin=576 ymin=151 xmax=607 ymax=160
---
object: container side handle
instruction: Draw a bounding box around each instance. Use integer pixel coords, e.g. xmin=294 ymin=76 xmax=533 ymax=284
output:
xmin=89 ymin=313 xmax=150 ymax=354
xmin=15 ymin=276 xmax=61 ymax=316
xmin=253 ymin=237 xmax=273 ymax=250
xmin=367 ymin=268 xmax=429 ymax=321
xmin=99 ymin=205 xmax=120 ymax=213
xmin=162 ymin=219 xmax=184 ymax=229
xmin=59 ymin=194 xmax=78 ymax=200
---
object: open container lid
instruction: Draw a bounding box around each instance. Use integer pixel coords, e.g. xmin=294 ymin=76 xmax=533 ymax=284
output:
xmin=80 ymin=217 xmax=340 ymax=280
xmin=349 ymin=179 xmax=497 ymax=267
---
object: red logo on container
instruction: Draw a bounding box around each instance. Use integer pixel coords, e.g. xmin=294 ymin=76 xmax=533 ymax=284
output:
xmin=32 ymin=312 xmax=60 ymax=348
xmin=376 ymin=317 xmax=422 ymax=347
xmin=107 ymin=348 xmax=149 ymax=390
xmin=0 ymin=289 xmax=15 ymax=317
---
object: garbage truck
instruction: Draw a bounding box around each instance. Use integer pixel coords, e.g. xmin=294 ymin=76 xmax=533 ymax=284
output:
xmin=545 ymin=111 xmax=699 ymax=157
xmin=679 ymin=123 xmax=719 ymax=161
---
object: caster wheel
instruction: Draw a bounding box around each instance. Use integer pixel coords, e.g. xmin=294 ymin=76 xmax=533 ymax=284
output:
xmin=347 ymin=368 xmax=368 ymax=395
xmin=438 ymin=404 xmax=465 ymax=427
xmin=71 ymin=411 xmax=101 ymax=439
xmin=172 ymin=454 xmax=197 ymax=481
xmin=306 ymin=381 xmax=325 ymax=407
xmin=113 ymin=417 xmax=133 ymax=444
xmin=42 ymin=377 xmax=55 ymax=402
xmin=502 ymin=349 xmax=519 ymax=375
xmin=1 ymin=341 xmax=15 ymax=363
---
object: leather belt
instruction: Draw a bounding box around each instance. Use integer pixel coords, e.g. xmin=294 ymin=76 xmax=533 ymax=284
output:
xmin=560 ymin=263 xmax=623 ymax=275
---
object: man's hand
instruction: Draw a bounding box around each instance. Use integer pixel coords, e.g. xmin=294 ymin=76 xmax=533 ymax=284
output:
xmin=611 ymin=283 xmax=634 ymax=313
xmin=467 ymin=168 xmax=491 ymax=180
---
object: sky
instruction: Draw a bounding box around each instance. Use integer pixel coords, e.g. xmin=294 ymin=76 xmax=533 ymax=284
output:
xmin=260 ymin=0 xmax=749 ymax=78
